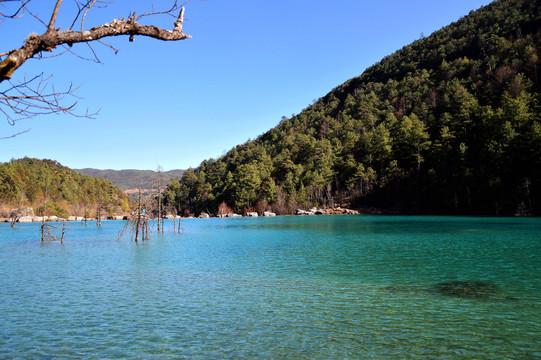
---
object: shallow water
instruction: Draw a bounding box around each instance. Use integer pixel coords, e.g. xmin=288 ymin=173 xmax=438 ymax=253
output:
xmin=0 ymin=216 xmax=540 ymax=359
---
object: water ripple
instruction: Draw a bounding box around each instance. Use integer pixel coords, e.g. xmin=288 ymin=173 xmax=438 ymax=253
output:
xmin=0 ymin=217 xmax=540 ymax=359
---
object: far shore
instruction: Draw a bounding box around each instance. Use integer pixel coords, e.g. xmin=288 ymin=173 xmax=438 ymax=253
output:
xmin=0 ymin=215 xmax=130 ymax=224
xmin=1 ymin=205 xmax=399 ymax=224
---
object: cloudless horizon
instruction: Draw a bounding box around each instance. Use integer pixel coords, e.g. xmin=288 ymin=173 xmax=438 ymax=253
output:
xmin=0 ymin=0 xmax=493 ymax=171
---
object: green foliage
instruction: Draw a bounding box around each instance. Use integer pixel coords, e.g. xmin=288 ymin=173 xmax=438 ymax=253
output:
xmin=75 ymin=168 xmax=184 ymax=191
xmin=36 ymin=201 xmax=69 ymax=218
xmin=0 ymin=158 xmax=130 ymax=215
xmin=165 ymin=0 xmax=541 ymax=216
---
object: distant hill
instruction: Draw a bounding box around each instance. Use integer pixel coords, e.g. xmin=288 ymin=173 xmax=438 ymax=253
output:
xmin=164 ymin=0 xmax=541 ymax=216
xmin=75 ymin=168 xmax=185 ymax=191
xmin=0 ymin=158 xmax=130 ymax=217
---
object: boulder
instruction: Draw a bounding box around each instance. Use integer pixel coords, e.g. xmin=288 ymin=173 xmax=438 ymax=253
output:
xmin=33 ymin=216 xmax=44 ymax=222
xmin=247 ymin=212 xmax=258 ymax=217
xmin=48 ymin=216 xmax=59 ymax=222
xmin=263 ymin=211 xmax=276 ymax=217
xmin=199 ymin=213 xmax=210 ymax=219
xmin=68 ymin=216 xmax=77 ymax=221
xmin=165 ymin=215 xmax=174 ymax=220
xmin=18 ymin=216 xmax=33 ymax=223
xmin=227 ymin=213 xmax=242 ymax=217
xmin=296 ymin=209 xmax=315 ymax=215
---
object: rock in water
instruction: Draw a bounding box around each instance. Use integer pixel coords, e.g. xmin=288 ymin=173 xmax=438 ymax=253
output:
xmin=430 ymin=280 xmax=501 ymax=300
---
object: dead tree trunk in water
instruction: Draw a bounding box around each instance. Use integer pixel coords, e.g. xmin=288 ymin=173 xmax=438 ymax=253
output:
xmin=156 ymin=165 xmax=165 ymax=234
xmin=61 ymin=220 xmax=66 ymax=244
xmin=41 ymin=214 xmax=45 ymax=242
xmin=83 ymin=199 xmax=88 ymax=226
xmin=40 ymin=197 xmax=57 ymax=242
xmin=41 ymin=187 xmax=48 ymax=242
xmin=9 ymin=209 xmax=21 ymax=228
xmin=96 ymin=201 xmax=102 ymax=227
xmin=135 ymin=188 xmax=142 ymax=243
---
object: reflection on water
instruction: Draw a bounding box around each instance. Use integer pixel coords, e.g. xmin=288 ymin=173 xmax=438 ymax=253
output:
xmin=0 ymin=216 xmax=540 ymax=359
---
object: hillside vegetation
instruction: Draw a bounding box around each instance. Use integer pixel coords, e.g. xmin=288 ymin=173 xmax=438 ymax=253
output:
xmin=0 ymin=158 xmax=130 ymax=217
xmin=75 ymin=168 xmax=185 ymax=191
xmin=167 ymin=0 xmax=540 ymax=216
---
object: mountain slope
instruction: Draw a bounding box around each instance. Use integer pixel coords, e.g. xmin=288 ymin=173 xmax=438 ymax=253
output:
xmin=0 ymin=158 xmax=130 ymax=217
xmin=165 ymin=0 xmax=541 ymax=216
xmin=75 ymin=168 xmax=185 ymax=191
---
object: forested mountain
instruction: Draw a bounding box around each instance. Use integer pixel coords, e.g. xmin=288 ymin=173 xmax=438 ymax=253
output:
xmin=75 ymin=168 xmax=185 ymax=191
xmin=0 ymin=158 xmax=130 ymax=217
xmin=165 ymin=0 xmax=541 ymax=216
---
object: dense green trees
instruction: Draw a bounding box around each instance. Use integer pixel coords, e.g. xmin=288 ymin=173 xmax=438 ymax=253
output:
xmin=0 ymin=158 xmax=129 ymax=217
xmin=165 ymin=0 xmax=540 ymax=216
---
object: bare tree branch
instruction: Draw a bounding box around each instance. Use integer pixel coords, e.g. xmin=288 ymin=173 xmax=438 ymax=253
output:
xmin=0 ymin=128 xmax=30 ymax=139
xmin=1 ymin=6 xmax=190 ymax=83
xmin=1 ymin=1 xmax=195 ymax=132
xmin=79 ymin=0 xmax=100 ymax=31
xmin=47 ymin=0 xmax=63 ymax=31
xmin=0 ymin=0 xmax=30 ymax=20
xmin=0 ymin=73 xmax=98 ymax=125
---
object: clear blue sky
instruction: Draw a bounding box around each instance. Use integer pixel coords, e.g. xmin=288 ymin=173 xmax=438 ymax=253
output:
xmin=0 ymin=0 xmax=493 ymax=171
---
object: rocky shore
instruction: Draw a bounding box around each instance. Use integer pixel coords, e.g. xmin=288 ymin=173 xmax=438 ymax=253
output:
xmin=0 ymin=215 xmax=130 ymax=223
xmin=0 ymin=206 xmax=132 ymax=224
xmin=2 ymin=206 xmax=388 ymax=223
xmin=196 ymin=207 xmax=362 ymax=219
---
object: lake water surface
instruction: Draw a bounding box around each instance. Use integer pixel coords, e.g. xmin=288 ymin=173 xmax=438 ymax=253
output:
xmin=0 ymin=216 xmax=540 ymax=359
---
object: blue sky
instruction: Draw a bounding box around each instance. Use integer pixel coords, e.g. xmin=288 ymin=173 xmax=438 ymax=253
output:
xmin=0 ymin=0 xmax=493 ymax=171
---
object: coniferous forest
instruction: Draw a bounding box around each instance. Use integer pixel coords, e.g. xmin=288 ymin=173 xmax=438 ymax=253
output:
xmin=164 ymin=0 xmax=541 ymax=216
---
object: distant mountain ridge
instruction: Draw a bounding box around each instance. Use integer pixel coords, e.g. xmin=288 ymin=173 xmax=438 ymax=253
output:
xmin=75 ymin=168 xmax=185 ymax=191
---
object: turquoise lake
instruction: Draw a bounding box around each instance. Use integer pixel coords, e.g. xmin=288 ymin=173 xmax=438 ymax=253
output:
xmin=0 ymin=216 xmax=540 ymax=359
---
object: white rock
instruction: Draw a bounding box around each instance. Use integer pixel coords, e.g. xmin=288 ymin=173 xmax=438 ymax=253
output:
xmin=18 ymin=216 xmax=33 ymax=223
xmin=263 ymin=211 xmax=276 ymax=217
xmin=247 ymin=212 xmax=258 ymax=217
